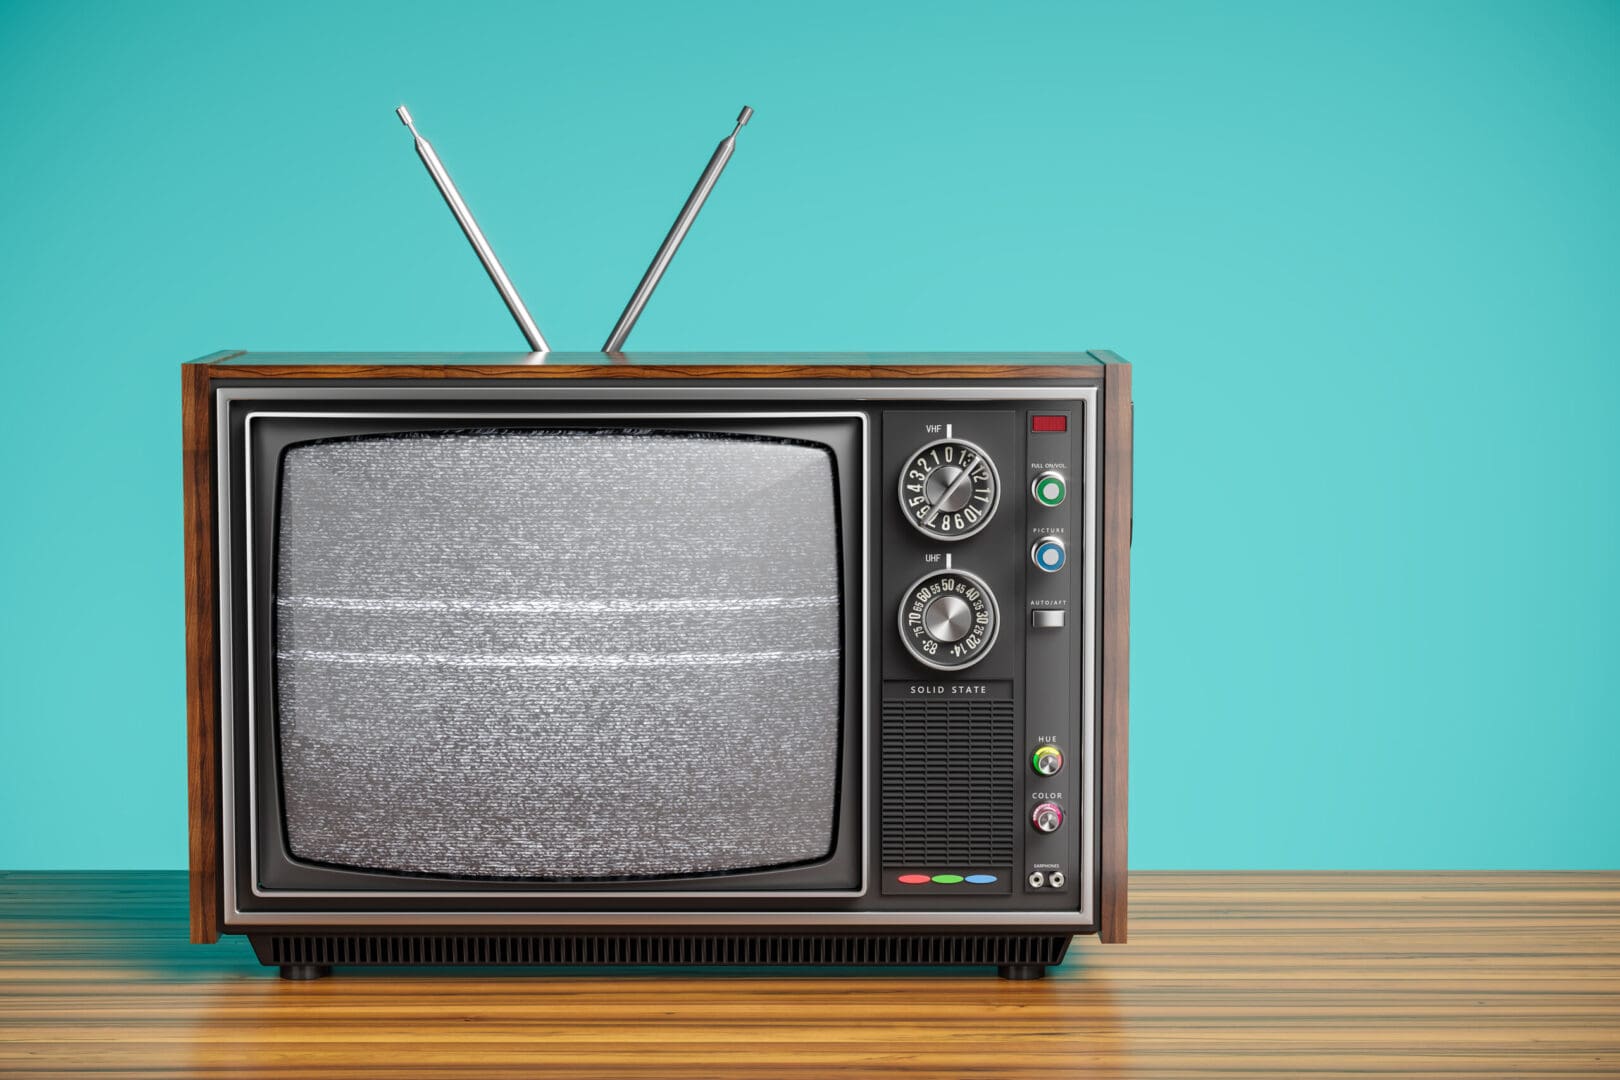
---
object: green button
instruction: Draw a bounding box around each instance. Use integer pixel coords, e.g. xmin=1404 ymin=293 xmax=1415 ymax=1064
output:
xmin=1033 ymin=473 xmax=1066 ymax=507
xmin=931 ymin=873 xmax=965 ymax=884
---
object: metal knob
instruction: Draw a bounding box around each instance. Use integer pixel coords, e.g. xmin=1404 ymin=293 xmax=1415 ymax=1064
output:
xmin=922 ymin=594 xmax=973 ymax=643
xmin=1032 ymin=746 xmax=1064 ymax=776
xmin=1032 ymin=802 xmax=1064 ymax=833
xmin=898 ymin=569 xmax=1000 ymax=671
xmin=924 ymin=466 xmax=974 ymax=513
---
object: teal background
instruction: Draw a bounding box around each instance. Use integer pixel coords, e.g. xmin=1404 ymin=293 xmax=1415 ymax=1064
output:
xmin=2 ymin=0 xmax=1617 ymax=870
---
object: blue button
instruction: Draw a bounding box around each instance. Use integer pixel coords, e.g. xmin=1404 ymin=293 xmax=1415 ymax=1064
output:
xmin=1032 ymin=539 xmax=1066 ymax=573
xmin=964 ymin=874 xmax=998 ymax=884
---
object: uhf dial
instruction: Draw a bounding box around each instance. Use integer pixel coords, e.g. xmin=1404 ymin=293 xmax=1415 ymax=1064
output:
xmin=898 ymin=438 xmax=1000 ymax=541
xmin=899 ymin=569 xmax=1000 ymax=671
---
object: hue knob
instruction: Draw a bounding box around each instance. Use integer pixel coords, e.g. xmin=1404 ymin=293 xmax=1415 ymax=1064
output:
xmin=1032 ymin=746 xmax=1064 ymax=776
xmin=1032 ymin=536 xmax=1066 ymax=573
xmin=1032 ymin=802 xmax=1064 ymax=833
xmin=1032 ymin=471 xmax=1066 ymax=507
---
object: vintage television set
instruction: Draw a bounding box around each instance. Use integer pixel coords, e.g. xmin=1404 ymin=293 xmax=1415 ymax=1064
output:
xmin=181 ymin=106 xmax=1130 ymax=980
xmin=182 ymin=350 xmax=1130 ymax=980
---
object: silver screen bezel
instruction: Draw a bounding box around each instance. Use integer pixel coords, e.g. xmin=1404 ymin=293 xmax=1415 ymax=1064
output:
xmin=215 ymin=384 xmax=1097 ymax=929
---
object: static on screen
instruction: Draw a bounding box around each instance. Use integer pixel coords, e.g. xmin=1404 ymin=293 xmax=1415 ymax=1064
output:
xmin=274 ymin=430 xmax=841 ymax=879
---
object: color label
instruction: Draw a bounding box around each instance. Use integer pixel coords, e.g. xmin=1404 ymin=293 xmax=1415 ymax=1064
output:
xmin=895 ymin=872 xmax=1001 ymax=885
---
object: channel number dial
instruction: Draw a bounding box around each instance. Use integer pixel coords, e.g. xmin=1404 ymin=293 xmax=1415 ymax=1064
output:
xmin=899 ymin=569 xmax=1000 ymax=671
xmin=898 ymin=438 xmax=1001 ymax=541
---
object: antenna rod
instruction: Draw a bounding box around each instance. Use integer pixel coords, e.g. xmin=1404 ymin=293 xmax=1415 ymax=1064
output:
xmin=396 ymin=105 xmax=549 ymax=353
xmin=601 ymin=106 xmax=753 ymax=353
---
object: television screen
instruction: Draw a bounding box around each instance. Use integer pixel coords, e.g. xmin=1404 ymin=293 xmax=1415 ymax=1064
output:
xmin=272 ymin=429 xmax=842 ymax=879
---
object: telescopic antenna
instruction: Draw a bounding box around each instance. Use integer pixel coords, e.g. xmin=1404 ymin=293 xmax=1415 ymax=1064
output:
xmin=601 ymin=106 xmax=753 ymax=353
xmin=396 ymin=105 xmax=549 ymax=353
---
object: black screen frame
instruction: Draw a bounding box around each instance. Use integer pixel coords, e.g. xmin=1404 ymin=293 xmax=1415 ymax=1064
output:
xmin=232 ymin=406 xmax=866 ymax=912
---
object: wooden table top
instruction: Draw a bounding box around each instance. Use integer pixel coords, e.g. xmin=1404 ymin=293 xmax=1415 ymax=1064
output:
xmin=2 ymin=871 xmax=1616 ymax=1078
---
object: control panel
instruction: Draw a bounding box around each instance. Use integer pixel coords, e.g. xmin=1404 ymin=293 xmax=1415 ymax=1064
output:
xmin=1022 ymin=409 xmax=1078 ymax=897
xmin=880 ymin=405 xmax=1085 ymax=910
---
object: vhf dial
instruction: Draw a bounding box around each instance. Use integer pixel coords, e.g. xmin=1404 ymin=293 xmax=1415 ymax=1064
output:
xmin=898 ymin=438 xmax=1000 ymax=541
xmin=899 ymin=569 xmax=1000 ymax=671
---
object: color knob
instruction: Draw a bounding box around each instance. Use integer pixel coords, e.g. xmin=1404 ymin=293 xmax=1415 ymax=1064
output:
xmin=1032 ymin=746 xmax=1064 ymax=776
xmin=1031 ymin=536 xmax=1066 ymax=573
xmin=1032 ymin=802 xmax=1064 ymax=833
xmin=1032 ymin=471 xmax=1066 ymax=507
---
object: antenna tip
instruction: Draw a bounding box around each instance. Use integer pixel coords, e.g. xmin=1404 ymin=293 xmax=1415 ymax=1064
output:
xmin=736 ymin=105 xmax=754 ymax=126
xmin=396 ymin=105 xmax=414 ymax=128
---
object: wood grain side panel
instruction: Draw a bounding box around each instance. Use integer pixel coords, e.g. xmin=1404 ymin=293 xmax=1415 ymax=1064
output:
xmin=201 ymin=363 xmax=1107 ymax=382
xmin=1099 ymin=364 xmax=1131 ymax=943
xmin=181 ymin=364 xmax=220 ymax=944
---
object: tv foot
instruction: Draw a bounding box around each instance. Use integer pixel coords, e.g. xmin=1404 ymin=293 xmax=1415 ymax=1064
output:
xmin=997 ymin=963 xmax=1047 ymax=980
xmin=279 ymin=963 xmax=333 ymax=981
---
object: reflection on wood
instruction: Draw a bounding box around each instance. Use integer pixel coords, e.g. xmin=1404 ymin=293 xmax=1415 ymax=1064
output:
xmin=3 ymin=871 xmax=1617 ymax=1078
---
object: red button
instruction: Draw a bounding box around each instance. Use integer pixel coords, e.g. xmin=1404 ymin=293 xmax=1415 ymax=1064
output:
xmin=897 ymin=874 xmax=931 ymax=885
xmin=1032 ymin=415 xmax=1068 ymax=432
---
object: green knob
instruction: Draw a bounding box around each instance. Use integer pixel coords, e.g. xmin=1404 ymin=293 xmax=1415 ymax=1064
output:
xmin=1032 ymin=471 xmax=1066 ymax=507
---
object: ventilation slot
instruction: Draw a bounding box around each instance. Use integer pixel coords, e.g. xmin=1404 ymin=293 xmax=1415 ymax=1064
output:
xmin=881 ymin=699 xmax=1016 ymax=868
xmin=255 ymin=933 xmax=1070 ymax=969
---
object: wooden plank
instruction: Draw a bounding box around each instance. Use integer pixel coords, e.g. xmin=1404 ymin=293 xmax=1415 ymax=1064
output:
xmin=2 ymin=872 xmax=1617 ymax=1078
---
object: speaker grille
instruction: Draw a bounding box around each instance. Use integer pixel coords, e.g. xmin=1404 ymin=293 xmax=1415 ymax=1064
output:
xmin=880 ymin=699 xmax=1016 ymax=868
xmin=254 ymin=932 xmax=1069 ymax=969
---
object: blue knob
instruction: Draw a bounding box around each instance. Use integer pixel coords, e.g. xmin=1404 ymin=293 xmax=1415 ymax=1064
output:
xmin=1032 ymin=537 xmax=1066 ymax=573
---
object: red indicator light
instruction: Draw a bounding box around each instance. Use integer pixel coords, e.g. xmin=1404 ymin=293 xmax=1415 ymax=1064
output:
xmin=1031 ymin=415 xmax=1068 ymax=432
xmin=897 ymin=874 xmax=931 ymax=885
